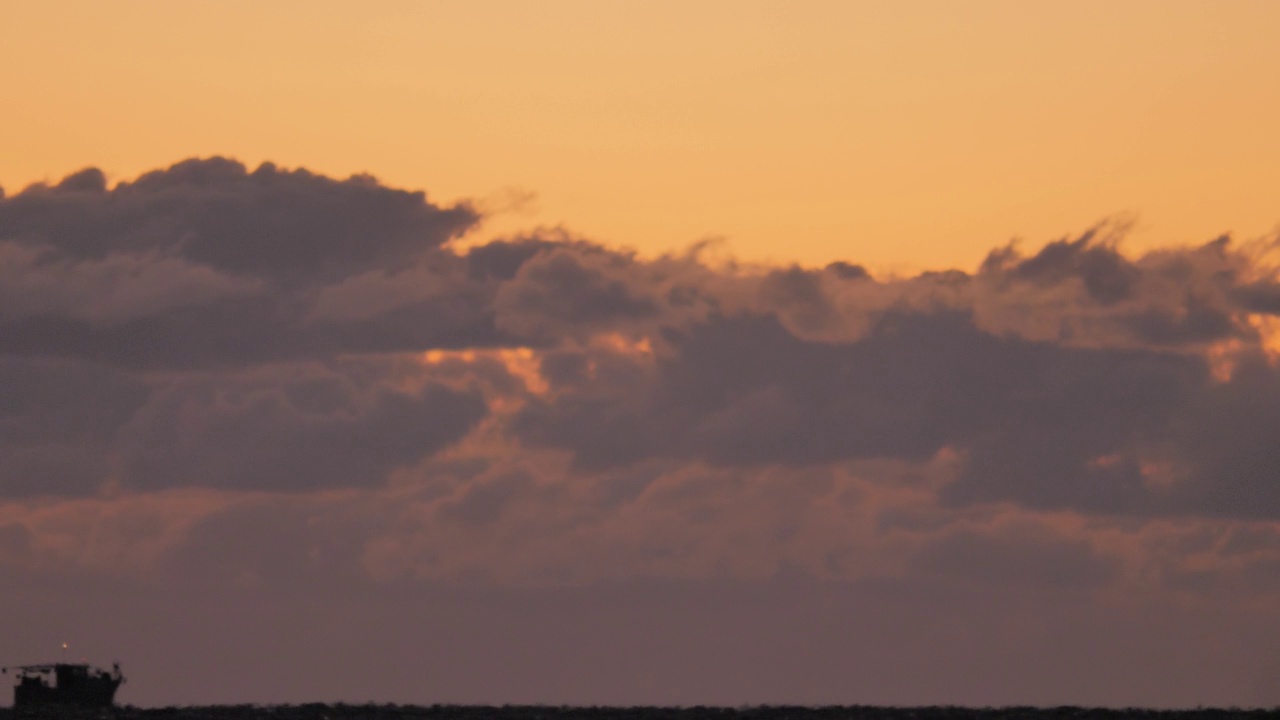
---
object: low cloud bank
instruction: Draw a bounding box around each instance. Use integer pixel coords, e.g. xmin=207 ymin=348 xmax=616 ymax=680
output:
xmin=2 ymin=159 xmax=1280 ymax=705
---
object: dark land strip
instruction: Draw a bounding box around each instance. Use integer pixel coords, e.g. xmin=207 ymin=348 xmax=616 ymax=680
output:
xmin=2 ymin=706 xmax=1279 ymax=720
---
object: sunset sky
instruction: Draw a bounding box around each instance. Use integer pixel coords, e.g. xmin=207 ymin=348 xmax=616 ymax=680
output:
xmin=6 ymin=1 xmax=1280 ymax=270
xmin=3 ymin=0 xmax=1280 ymax=709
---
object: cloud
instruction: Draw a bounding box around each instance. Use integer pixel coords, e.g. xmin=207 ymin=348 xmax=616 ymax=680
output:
xmin=1 ymin=158 xmax=477 ymax=284
xmin=0 ymin=356 xmax=150 ymax=496
xmin=511 ymin=309 xmax=1210 ymax=517
xmin=494 ymin=247 xmax=659 ymax=342
xmin=0 ymin=158 xmax=488 ymax=367
xmin=114 ymin=360 xmax=489 ymax=493
xmin=0 ymin=241 xmax=263 ymax=324
xmin=3 ymin=157 xmax=1280 ymax=616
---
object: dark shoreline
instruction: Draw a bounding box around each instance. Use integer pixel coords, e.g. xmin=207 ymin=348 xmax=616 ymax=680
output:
xmin=2 ymin=705 xmax=1279 ymax=720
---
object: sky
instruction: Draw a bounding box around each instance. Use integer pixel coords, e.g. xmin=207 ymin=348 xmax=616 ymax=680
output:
xmin=2 ymin=0 xmax=1280 ymax=709
xmin=5 ymin=1 xmax=1280 ymax=270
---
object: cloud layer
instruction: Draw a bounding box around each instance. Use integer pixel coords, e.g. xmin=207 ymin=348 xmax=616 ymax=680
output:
xmin=2 ymin=159 xmax=1279 ymax=706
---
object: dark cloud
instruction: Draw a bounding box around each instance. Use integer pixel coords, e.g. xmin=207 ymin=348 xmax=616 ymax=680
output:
xmin=0 ymin=357 xmax=149 ymax=496
xmin=0 ymin=240 xmax=264 ymax=324
xmin=0 ymin=160 xmax=505 ymax=368
xmin=493 ymin=247 xmax=660 ymax=342
xmin=824 ymin=261 xmax=870 ymax=281
xmin=758 ymin=267 xmax=840 ymax=334
xmin=0 ymin=357 xmax=487 ymax=498
xmin=3 ymin=157 xmax=1280 ymax=527
xmin=0 ymin=157 xmax=477 ymax=285
xmin=1162 ymin=355 xmax=1280 ymax=519
xmin=7 ymin=157 xmax=1280 ymax=709
xmin=1123 ymin=293 xmax=1237 ymax=345
xmin=1234 ymin=280 xmax=1280 ymax=314
xmin=514 ymin=309 xmax=1207 ymax=517
xmin=996 ymin=226 xmax=1141 ymax=304
xmin=465 ymin=236 xmax=571 ymax=281
xmin=973 ymin=228 xmax=1268 ymax=349
xmin=116 ymin=362 xmax=488 ymax=493
xmin=511 ymin=250 xmax=1280 ymax=518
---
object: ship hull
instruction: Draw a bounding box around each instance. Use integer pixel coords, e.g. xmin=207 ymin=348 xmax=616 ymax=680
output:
xmin=14 ymin=678 xmax=121 ymax=707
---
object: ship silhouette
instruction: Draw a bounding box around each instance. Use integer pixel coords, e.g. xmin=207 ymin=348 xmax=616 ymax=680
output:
xmin=2 ymin=661 xmax=125 ymax=708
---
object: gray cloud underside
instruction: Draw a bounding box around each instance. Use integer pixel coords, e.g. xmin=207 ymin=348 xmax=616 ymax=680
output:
xmin=2 ymin=158 xmax=1279 ymax=522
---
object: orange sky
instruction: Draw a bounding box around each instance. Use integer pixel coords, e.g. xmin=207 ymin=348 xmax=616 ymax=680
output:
xmin=8 ymin=5 xmax=1280 ymax=706
xmin=3 ymin=0 xmax=1279 ymax=272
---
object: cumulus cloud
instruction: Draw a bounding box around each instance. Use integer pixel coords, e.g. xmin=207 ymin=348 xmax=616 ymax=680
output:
xmin=0 ymin=158 xmax=489 ymax=367
xmin=3 ymin=157 xmax=1280 ymax=607
xmin=0 ymin=241 xmax=263 ymax=324
xmin=114 ymin=360 xmax=488 ymax=493
xmin=0 ymin=159 xmax=477 ymax=284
